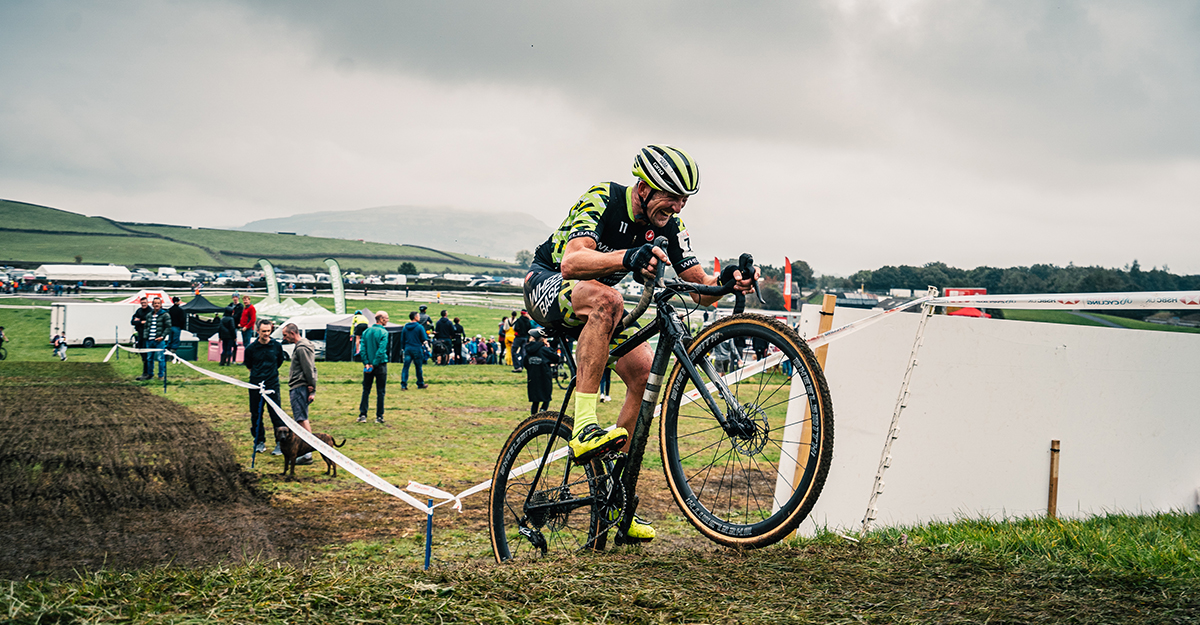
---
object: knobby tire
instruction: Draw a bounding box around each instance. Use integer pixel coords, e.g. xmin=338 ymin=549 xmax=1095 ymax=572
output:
xmin=660 ymin=313 xmax=834 ymax=548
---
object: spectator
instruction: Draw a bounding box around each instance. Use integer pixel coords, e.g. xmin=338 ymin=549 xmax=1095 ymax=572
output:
xmin=146 ymin=297 xmax=172 ymax=379
xmin=452 ymin=317 xmax=466 ymax=365
xmin=281 ymin=322 xmax=317 ymax=466
xmin=511 ymin=309 xmax=532 ymax=373
xmin=358 ymin=311 xmax=391 ymax=424
xmin=239 ymin=295 xmax=257 ymax=348
xmin=599 ymin=368 xmax=613 ymax=403
xmin=434 ymin=310 xmax=454 ymax=365
xmin=486 ymin=336 xmax=499 ymax=364
xmin=351 ymin=310 xmax=369 ymax=361
xmin=167 ymin=296 xmax=185 ymax=355
xmin=522 ymin=331 xmax=559 ymax=414
xmin=218 ymin=307 xmax=238 ymax=366
xmin=400 ymin=310 xmax=430 ymax=391
xmin=131 ymin=297 xmax=152 ymax=380
xmin=418 ymin=305 xmax=434 ymax=333
xmin=468 ymin=335 xmax=483 ymax=364
xmin=244 ymin=319 xmax=285 ymax=455
xmin=500 ymin=312 xmax=516 ymax=366
xmin=230 ymin=294 xmax=243 ymax=335
xmin=51 ymin=332 xmax=67 ymax=361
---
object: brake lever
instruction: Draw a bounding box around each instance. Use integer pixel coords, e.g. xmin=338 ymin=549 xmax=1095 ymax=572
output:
xmin=739 ymin=253 xmax=767 ymax=306
xmin=731 ymin=253 xmax=764 ymax=314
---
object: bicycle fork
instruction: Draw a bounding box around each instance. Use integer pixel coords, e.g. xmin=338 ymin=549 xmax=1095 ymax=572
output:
xmin=612 ymin=313 xmax=746 ymax=542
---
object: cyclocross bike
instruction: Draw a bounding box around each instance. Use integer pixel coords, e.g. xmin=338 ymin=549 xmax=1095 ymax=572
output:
xmin=489 ymin=241 xmax=834 ymax=561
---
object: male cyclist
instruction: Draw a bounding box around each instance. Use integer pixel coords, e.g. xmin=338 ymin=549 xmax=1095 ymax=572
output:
xmin=523 ymin=144 xmax=757 ymax=542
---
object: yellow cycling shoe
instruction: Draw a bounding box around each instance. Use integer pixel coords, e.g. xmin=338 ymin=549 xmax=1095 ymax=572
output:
xmin=613 ymin=515 xmax=655 ymax=543
xmin=568 ymin=424 xmax=628 ymax=465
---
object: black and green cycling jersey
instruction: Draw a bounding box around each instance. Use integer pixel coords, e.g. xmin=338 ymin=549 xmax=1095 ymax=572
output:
xmin=532 ymin=182 xmax=700 ymax=287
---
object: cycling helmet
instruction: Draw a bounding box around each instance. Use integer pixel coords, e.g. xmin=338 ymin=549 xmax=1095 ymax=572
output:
xmin=632 ymin=144 xmax=700 ymax=196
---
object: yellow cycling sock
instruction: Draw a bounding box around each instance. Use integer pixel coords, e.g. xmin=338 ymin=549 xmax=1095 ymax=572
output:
xmin=573 ymin=392 xmax=599 ymax=435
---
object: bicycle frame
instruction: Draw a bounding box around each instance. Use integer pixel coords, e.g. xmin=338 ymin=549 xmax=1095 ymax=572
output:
xmin=520 ymin=286 xmax=752 ymax=545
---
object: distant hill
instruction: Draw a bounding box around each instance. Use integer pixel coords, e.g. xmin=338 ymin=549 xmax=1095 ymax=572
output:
xmin=0 ymin=199 xmax=519 ymax=275
xmin=238 ymin=206 xmax=551 ymax=261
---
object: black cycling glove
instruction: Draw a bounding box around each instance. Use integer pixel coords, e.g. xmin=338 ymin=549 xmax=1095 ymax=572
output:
xmin=623 ymin=244 xmax=657 ymax=275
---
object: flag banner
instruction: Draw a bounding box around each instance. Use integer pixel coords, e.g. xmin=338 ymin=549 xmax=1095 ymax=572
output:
xmin=784 ymin=256 xmax=793 ymax=312
xmin=324 ymin=258 xmax=346 ymax=315
xmin=258 ymin=259 xmax=279 ymax=302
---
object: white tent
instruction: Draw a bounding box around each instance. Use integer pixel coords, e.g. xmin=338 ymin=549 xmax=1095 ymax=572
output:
xmin=35 ymin=264 xmax=132 ymax=282
xmin=116 ymin=289 xmax=173 ymax=304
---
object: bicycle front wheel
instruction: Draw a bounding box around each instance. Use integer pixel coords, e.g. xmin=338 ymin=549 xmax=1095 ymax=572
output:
xmin=660 ymin=313 xmax=833 ymax=548
xmin=489 ymin=412 xmax=612 ymax=562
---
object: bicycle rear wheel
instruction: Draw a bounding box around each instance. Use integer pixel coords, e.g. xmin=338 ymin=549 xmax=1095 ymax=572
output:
xmin=489 ymin=412 xmax=612 ymax=562
xmin=660 ymin=313 xmax=833 ymax=548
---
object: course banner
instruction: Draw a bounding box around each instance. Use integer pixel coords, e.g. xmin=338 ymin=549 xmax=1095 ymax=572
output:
xmin=325 ymin=258 xmax=346 ymax=314
xmin=929 ymin=290 xmax=1200 ymax=310
xmin=258 ymin=258 xmax=279 ymax=302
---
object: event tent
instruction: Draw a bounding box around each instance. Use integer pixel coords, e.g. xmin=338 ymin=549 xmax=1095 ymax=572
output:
xmin=179 ymin=294 xmax=226 ymax=314
xmin=116 ymin=289 xmax=172 ymax=304
xmin=34 ymin=264 xmax=132 ymax=282
xmin=324 ymin=310 xmax=406 ymax=362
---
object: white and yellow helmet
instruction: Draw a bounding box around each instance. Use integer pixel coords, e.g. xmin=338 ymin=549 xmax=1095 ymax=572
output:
xmin=632 ymin=144 xmax=700 ymax=196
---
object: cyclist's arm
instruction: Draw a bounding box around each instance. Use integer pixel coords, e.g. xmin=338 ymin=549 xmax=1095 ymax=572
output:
xmin=560 ymin=237 xmax=667 ymax=281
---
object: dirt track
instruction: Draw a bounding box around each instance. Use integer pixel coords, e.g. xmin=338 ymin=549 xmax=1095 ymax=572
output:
xmin=0 ymin=363 xmax=702 ymax=579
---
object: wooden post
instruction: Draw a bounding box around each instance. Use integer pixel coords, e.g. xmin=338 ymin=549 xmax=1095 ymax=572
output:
xmin=1048 ymin=440 xmax=1061 ymax=519
xmin=791 ymin=294 xmax=837 ymax=537
xmin=813 ymin=294 xmax=837 ymax=369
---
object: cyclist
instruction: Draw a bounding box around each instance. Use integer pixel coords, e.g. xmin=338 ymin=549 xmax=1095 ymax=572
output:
xmin=523 ymin=144 xmax=757 ymax=541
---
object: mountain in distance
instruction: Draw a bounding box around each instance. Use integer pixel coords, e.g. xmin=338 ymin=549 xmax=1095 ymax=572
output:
xmin=238 ymin=205 xmax=551 ymax=261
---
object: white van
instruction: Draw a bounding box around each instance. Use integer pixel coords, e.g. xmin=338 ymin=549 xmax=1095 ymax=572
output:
xmin=270 ymin=314 xmax=349 ymax=361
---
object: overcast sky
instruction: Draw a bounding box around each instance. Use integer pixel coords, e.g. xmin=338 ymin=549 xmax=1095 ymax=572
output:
xmin=2 ymin=1 xmax=1197 ymax=275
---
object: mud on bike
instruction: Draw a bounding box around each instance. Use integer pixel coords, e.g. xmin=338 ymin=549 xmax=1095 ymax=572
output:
xmin=488 ymin=242 xmax=834 ymax=562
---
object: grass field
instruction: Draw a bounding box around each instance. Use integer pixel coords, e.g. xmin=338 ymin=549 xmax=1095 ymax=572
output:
xmin=2 ymin=297 xmax=1199 ymax=622
xmin=0 ymin=199 xmax=517 ymax=274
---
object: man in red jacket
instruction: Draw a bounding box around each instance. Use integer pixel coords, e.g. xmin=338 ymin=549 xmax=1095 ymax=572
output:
xmin=238 ymin=295 xmax=257 ymax=348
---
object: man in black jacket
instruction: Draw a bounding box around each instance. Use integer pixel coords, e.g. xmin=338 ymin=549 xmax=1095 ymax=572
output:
xmin=244 ymin=319 xmax=285 ymax=455
xmin=131 ymin=297 xmax=152 ymax=380
xmin=510 ymin=309 xmax=532 ymax=373
xmin=434 ymin=310 xmax=455 ymax=365
xmin=167 ymin=296 xmax=186 ymax=354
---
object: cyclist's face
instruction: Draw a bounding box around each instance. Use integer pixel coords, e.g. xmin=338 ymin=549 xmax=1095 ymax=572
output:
xmin=642 ymin=189 xmax=688 ymax=227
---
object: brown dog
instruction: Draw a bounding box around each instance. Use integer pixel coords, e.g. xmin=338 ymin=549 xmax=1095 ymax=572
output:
xmin=275 ymin=426 xmax=346 ymax=480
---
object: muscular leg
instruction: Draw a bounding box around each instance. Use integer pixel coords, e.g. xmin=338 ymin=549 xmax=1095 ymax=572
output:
xmin=569 ymin=280 xmax=625 ymax=395
xmin=612 ymin=342 xmax=653 ymax=452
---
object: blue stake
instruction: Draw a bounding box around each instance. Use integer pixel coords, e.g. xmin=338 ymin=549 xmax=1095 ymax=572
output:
xmin=424 ymin=499 xmax=434 ymax=570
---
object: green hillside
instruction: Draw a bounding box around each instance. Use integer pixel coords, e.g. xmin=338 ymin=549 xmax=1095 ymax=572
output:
xmin=0 ymin=199 xmax=518 ymax=275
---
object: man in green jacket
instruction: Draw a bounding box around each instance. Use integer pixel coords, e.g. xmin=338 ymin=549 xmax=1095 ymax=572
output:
xmin=358 ymin=311 xmax=390 ymax=424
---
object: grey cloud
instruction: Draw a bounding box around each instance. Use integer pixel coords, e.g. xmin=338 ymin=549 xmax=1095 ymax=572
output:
xmin=240 ymin=0 xmax=1200 ymax=165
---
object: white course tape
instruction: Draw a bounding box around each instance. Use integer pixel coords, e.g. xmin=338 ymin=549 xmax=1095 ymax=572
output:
xmin=259 ymin=392 xmax=433 ymax=514
xmin=929 ymin=290 xmax=1200 ymax=310
xmin=105 ymin=342 xmax=434 ymax=514
xmin=406 ymin=481 xmax=464 ymax=512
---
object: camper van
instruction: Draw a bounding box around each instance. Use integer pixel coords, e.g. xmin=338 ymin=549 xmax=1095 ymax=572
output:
xmin=50 ymin=303 xmax=136 ymax=347
xmin=49 ymin=302 xmax=194 ymax=347
xmin=271 ymin=314 xmax=348 ymax=361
